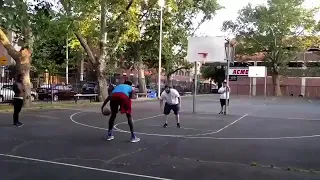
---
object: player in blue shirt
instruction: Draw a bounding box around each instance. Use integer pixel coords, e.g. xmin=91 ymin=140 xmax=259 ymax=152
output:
xmin=101 ymin=81 xmax=139 ymax=143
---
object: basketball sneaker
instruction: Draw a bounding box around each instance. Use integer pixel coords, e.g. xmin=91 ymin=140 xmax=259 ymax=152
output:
xmin=130 ymin=134 xmax=140 ymax=143
xmin=107 ymin=131 xmax=114 ymax=141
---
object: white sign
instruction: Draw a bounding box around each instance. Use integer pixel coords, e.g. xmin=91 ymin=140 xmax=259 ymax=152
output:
xmin=229 ymin=68 xmax=249 ymax=76
xmin=248 ymin=66 xmax=266 ymax=77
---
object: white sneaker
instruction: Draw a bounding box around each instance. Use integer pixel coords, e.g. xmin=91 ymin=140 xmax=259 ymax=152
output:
xmin=130 ymin=137 xmax=140 ymax=143
xmin=107 ymin=135 xmax=114 ymax=141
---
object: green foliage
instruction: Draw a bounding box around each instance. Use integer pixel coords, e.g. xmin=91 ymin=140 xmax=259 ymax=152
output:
xmin=31 ymin=2 xmax=67 ymax=74
xmin=0 ymin=0 xmax=53 ymax=47
xmin=201 ymin=65 xmax=225 ymax=84
xmin=222 ymin=0 xmax=319 ymax=74
xmin=119 ymin=0 xmax=222 ymax=75
xmin=0 ymin=0 xmax=29 ymax=32
xmin=60 ymin=0 xmax=134 ymax=54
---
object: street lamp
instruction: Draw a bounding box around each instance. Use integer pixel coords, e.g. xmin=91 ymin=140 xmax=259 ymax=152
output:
xmin=66 ymin=24 xmax=71 ymax=85
xmin=158 ymin=0 xmax=164 ymax=97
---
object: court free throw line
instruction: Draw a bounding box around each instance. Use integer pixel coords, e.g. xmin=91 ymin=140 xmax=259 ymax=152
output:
xmin=0 ymin=153 xmax=172 ymax=180
xmin=70 ymin=111 xmax=320 ymax=140
xmin=184 ymin=114 xmax=249 ymax=137
xmin=70 ymin=111 xmax=163 ymax=132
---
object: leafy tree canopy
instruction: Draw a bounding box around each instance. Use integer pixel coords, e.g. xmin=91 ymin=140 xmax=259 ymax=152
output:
xmin=201 ymin=65 xmax=225 ymax=84
xmin=119 ymin=0 xmax=222 ymax=74
xmin=222 ymin=0 xmax=319 ymax=95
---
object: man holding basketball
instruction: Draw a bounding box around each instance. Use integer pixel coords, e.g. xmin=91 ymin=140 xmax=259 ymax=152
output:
xmin=101 ymin=81 xmax=140 ymax=143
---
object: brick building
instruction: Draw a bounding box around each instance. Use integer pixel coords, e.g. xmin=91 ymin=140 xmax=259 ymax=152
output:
xmin=230 ymin=48 xmax=320 ymax=97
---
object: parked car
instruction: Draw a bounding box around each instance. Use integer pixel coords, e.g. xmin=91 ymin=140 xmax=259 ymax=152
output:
xmin=37 ymin=84 xmax=76 ymax=101
xmin=81 ymin=82 xmax=97 ymax=94
xmin=173 ymin=85 xmax=186 ymax=96
xmin=0 ymin=83 xmax=38 ymax=102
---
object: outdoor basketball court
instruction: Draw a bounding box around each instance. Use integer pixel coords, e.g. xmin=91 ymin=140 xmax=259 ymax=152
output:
xmin=1 ymin=95 xmax=320 ymax=179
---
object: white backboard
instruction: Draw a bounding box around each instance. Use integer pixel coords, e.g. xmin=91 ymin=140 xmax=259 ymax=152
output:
xmin=187 ymin=36 xmax=226 ymax=63
xmin=248 ymin=66 xmax=266 ymax=77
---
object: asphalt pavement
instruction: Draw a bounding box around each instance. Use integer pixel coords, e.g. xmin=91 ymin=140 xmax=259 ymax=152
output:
xmin=1 ymin=95 xmax=320 ymax=180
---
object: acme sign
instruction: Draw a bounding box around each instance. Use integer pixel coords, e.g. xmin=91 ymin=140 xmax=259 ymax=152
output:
xmin=228 ymin=68 xmax=249 ymax=76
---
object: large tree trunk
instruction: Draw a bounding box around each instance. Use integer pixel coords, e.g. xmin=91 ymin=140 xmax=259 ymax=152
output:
xmin=136 ymin=44 xmax=147 ymax=93
xmin=272 ymin=73 xmax=282 ymax=96
xmin=96 ymin=64 xmax=108 ymax=101
xmin=166 ymin=74 xmax=173 ymax=87
xmin=19 ymin=48 xmax=32 ymax=107
xmin=95 ymin=0 xmax=108 ymax=102
xmin=133 ymin=69 xmax=139 ymax=86
xmin=137 ymin=61 xmax=147 ymax=93
xmin=0 ymin=29 xmax=32 ymax=107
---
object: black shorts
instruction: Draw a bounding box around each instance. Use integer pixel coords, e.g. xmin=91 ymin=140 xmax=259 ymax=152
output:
xmin=220 ymin=99 xmax=230 ymax=106
xmin=164 ymin=103 xmax=180 ymax=115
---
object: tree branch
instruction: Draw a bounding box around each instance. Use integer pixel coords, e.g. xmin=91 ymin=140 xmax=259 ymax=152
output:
xmin=250 ymin=36 xmax=274 ymax=61
xmin=109 ymin=0 xmax=135 ymax=53
xmin=167 ymin=65 xmax=192 ymax=76
xmin=99 ymin=0 xmax=107 ymax=59
xmin=0 ymin=29 xmax=21 ymax=61
xmin=113 ymin=0 xmax=134 ymax=22
xmin=139 ymin=0 xmax=157 ymax=21
xmin=74 ymin=32 xmax=96 ymax=64
xmin=174 ymin=17 xmax=207 ymax=57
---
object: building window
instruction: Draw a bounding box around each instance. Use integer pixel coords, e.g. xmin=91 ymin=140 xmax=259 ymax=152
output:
xmin=306 ymin=62 xmax=320 ymax=67
xmin=257 ymin=62 xmax=265 ymax=66
xmin=288 ymin=62 xmax=303 ymax=67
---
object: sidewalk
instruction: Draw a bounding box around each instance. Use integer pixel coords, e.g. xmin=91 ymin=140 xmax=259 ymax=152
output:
xmin=0 ymin=94 xmax=216 ymax=113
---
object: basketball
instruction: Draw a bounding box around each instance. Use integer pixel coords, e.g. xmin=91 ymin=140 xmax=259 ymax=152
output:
xmin=102 ymin=107 xmax=111 ymax=116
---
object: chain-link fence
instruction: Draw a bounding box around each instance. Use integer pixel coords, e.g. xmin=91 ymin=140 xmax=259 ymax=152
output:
xmin=229 ymin=84 xmax=320 ymax=98
xmin=10 ymin=69 xmax=320 ymax=104
xmin=0 ymin=70 xmax=15 ymax=103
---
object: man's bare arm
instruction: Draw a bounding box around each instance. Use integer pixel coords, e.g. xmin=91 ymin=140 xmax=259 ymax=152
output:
xmin=101 ymin=96 xmax=111 ymax=109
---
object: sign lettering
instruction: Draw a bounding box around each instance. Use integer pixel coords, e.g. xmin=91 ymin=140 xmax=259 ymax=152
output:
xmin=229 ymin=68 xmax=249 ymax=76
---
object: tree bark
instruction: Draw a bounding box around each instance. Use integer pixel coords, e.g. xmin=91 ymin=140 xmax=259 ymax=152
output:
xmin=0 ymin=29 xmax=32 ymax=107
xmin=75 ymin=32 xmax=96 ymax=64
xmin=137 ymin=60 xmax=147 ymax=93
xmin=19 ymin=48 xmax=32 ymax=107
xmin=272 ymin=73 xmax=282 ymax=96
xmin=166 ymin=74 xmax=173 ymax=87
xmin=133 ymin=69 xmax=139 ymax=86
xmin=136 ymin=44 xmax=147 ymax=93
xmin=94 ymin=0 xmax=108 ymax=102
xmin=96 ymin=63 xmax=108 ymax=101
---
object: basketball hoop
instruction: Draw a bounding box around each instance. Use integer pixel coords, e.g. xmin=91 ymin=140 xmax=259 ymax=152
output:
xmin=198 ymin=52 xmax=208 ymax=64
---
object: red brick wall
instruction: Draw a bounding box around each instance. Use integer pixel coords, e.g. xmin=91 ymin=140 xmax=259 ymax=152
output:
xmin=305 ymin=78 xmax=320 ymax=97
xmin=230 ymin=76 xmax=303 ymax=97
xmin=229 ymin=76 xmax=250 ymax=95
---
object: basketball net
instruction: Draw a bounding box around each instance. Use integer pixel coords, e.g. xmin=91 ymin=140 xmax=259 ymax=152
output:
xmin=198 ymin=52 xmax=208 ymax=65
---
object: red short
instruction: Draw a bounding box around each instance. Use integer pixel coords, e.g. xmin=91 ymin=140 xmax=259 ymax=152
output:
xmin=110 ymin=92 xmax=132 ymax=114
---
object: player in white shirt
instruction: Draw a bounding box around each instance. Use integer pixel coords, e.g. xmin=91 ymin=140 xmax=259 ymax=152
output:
xmin=218 ymin=80 xmax=230 ymax=115
xmin=159 ymin=85 xmax=181 ymax=128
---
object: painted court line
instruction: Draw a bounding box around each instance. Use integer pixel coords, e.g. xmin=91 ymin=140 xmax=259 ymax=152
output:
xmin=70 ymin=112 xmax=163 ymax=132
xmin=70 ymin=111 xmax=117 ymax=131
xmin=70 ymin=111 xmax=248 ymax=138
xmin=147 ymin=125 xmax=212 ymax=131
xmin=246 ymin=115 xmax=320 ymax=121
xmin=70 ymin=111 xmax=320 ymax=140
xmin=184 ymin=114 xmax=249 ymax=137
xmin=0 ymin=153 xmax=172 ymax=180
